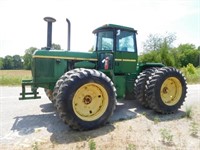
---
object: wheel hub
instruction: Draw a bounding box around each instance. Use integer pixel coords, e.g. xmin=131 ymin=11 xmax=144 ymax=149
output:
xmin=83 ymin=95 xmax=92 ymax=104
xmin=162 ymin=87 xmax=168 ymax=94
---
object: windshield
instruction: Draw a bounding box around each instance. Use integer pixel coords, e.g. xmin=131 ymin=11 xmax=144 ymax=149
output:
xmin=96 ymin=31 xmax=114 ymax=51
xmin=116 ymin=30 xmax=135 ymax=52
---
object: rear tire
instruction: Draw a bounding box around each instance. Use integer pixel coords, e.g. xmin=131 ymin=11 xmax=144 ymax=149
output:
xmin=56 ymin=68 xmax=117 ymax=130
xmin=134 ymin=68 xmax=158 ymax=108
xmin=146 ymin=67 xmax=187 ymax=113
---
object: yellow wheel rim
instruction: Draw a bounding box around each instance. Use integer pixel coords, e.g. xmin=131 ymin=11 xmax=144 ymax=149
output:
xmin=160 ymin=77 xmax=182 ymax=106
xmin=72 ymin=83 xmax=109 ymax=121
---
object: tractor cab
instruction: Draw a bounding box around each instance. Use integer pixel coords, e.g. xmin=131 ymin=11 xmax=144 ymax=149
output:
xmin=93 ymin=24 xmax=138 ymax=74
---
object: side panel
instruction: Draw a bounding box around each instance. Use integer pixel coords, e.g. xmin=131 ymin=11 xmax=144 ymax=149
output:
xmin=114 ymin=76 xmax=126 ymax=98
xmin=114 ymin=52 xmax=138 ymax=74
xmin=33 ymin=58 xmax=67 ymax=89
xmin=32 ymin=50 xmax=97 ymax=89
xmin=125 ymin=73 xmax=137 ymax=97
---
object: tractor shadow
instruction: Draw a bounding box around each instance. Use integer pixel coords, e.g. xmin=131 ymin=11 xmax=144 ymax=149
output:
xmin=11 ymin=99 xmax=186 ymax=145
xmin=11 ymin=102 xmax=117 ymax=145
xmin=131 ymin=99 xmax=186 ymax=122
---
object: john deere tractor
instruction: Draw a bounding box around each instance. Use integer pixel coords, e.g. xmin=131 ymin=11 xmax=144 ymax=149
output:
xmin=19 ymin=17 xmax=187 ymax=130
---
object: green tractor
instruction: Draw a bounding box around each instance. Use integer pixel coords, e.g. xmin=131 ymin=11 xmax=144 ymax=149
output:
xmin=19 ymin=17 xmax=187 ymax=130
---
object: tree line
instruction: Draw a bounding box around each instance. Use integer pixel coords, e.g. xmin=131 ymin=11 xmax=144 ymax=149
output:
xmin=139 ymin=33 xmax=200 ymax=68
xmin=0 ymin=43 xmax=61 ymax=70
xmin=0 ymin=36 xmax=199 ymax=70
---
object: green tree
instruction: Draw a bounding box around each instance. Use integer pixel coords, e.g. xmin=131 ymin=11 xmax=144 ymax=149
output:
xmin=13 ymin=55 xmax=23 ymax=69
xmin=176 ymin=44 xmax=199 ymax=67
xmin=143 ymin=34 xmax=162 ymax=51
xmin=3 ymin=55 xmax=14 ymax=69
xmin=52 ymin=43 xmax=61 ymax=50
xmin=179 ymin=49 xmax=200 ymax=67
xmin=178 ymin=44 xmax=196 ymax=52
xmin=170 ymin=48 xmax=181 ymax=68
xmin=23 ymin=47 xmax=37 ymax=70
xmin=0 ymin=57 xmax=4 ymax=69
xmin=143 ymin=33 xmax=176 ymax=52
xmin=160 ymin=39 xmax=175 ymax=66
xmin=89 ymin=46 xmax=94 ymax=52
xmin=139 ymin=50 xmax=161 ymax=63
xmin=140 ymin=33 xmax=176 ymax=66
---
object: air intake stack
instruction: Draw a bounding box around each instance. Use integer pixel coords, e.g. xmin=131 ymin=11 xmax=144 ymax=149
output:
xmin=66 ymin=18 xmax=71 ymax=51
xmin=44 ymin=17 xmax=56 ymax=50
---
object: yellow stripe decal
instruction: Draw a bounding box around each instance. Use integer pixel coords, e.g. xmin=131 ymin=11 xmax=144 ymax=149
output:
xmin=33 ymin=55 xmax=136 ymax=62
xmin=33 ymin=55 xmax=98 ymax=61
xmin=115 ymin=59 xmax=136 ymax=62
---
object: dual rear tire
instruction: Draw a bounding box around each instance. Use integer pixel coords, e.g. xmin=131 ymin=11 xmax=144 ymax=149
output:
xmin=135 ymin=67 xmax=187 ymax=114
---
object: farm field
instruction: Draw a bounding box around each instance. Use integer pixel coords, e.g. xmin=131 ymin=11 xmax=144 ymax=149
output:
xmin=0 ymin=70 xmax=31 ymax=85
xmin=0 ymin=68 xmax=200 ymax=86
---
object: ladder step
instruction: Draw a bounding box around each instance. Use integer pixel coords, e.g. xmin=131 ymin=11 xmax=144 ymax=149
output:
xmin=19 ymin=96 xmax=41 ymax=100
xmin=20 ymin=92 xmax=39 ymax=95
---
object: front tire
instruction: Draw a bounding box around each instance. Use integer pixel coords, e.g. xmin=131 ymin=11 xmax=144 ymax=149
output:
xmin=146 ymin=67 xmax=187 ymax=113
xmin=53 ymin=69 xmax=82 ymax=107
xmin=56 ymin=68 xmax=117 ymax=130
xmin=44 ymin=88 xmax=53 ymax=102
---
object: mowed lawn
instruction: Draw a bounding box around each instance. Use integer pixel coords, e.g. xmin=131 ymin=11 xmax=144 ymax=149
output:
xmin=0 ymin=70 xmax=31 ymax=86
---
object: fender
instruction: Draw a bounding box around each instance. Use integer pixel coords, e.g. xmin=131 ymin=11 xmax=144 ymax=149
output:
xmin=137 ymin=62 xmax=165 ymax=74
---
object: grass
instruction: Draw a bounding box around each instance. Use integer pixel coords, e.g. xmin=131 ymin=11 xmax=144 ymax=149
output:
xmin=184 ymin=105 xmax=193 ymax=119
xmin=189 ymin=121 xmax=199 ymax=137
xmin=126 ymin=143 xmax=136 ymax=150
xmin=88 ymin=139 xmax=96 ymax=150
xmin=32 ymin=142 xmax=39 ymax=150
xmin=0 ymin=67 xmax=199 ymax=86
xmin=160 ymin=128 xmax=174 ymax=144
xmin=153 ymin=116 xmax=160 ymax=124
xmin=181 ymin=66 xmax=200 ymax=84
xmin=0 ymin=70 xmax=31 ymax=86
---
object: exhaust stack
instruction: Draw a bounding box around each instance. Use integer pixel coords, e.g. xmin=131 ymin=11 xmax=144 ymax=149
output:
xmin=44 ymin=17 xmax=56 ymax=50
xmin=66 ymin=18 xmax=71 ymax=51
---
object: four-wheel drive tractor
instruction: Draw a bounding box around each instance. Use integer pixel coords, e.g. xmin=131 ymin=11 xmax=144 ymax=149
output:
xmin=19 ymin=17 xmax=187 ymax=130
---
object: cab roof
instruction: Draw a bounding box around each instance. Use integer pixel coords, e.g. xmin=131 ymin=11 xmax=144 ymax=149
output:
xmin=93 ymin=24 xmax=137 ymax=34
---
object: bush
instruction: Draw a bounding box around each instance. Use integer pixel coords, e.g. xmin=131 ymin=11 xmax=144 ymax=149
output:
xmin=186 ymin=63 xmax=197 ymax=74
xmin=181 ymin=64 xmax=200 ymax=83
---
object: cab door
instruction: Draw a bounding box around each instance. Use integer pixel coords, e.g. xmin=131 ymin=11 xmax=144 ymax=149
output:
xmin=96 ymin=30 xmax=114 ymax=71
xmin=114 ymin=30 xmax=138 ymax=74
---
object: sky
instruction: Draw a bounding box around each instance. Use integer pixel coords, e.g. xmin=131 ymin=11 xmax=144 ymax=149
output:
xmin=0 ymin=0 xmax=199 ymax=57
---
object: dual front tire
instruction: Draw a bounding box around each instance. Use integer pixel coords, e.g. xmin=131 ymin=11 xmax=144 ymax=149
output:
xmin=55 ymin=68 xmax=116 ymax=130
